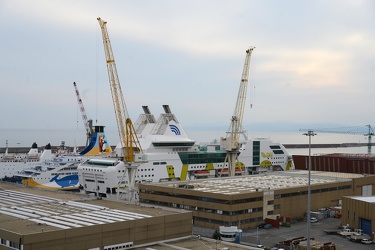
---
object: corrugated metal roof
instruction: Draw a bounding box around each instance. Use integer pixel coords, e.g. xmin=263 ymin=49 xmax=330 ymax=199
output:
xmin=159 ymin=170 xmax=358 ymax=195
xmin=0 ymin=182 xmax=184 ymax=234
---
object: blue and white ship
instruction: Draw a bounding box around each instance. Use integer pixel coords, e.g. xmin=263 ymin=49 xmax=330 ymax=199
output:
xmin=8 ymin=126 xmax=112 ymax=191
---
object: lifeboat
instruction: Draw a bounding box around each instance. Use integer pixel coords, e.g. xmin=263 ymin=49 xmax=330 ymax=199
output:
xmin=194 ymin=170 xmax=210 ymax=177
xmin=218 ymin=168 xmax=229 ymax=175
xmin=235 ymin=167 xmax=245 ymax=174
xmin=218 ymin=167 xmax=245 ymax=175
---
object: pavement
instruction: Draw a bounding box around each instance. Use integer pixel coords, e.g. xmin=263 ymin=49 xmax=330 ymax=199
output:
xmin=194 ymin=218 xmax=375 ymax=249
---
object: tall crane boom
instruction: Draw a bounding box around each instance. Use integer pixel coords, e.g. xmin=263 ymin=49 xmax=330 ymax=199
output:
xmin=73 ymin=82 xmax=92 ymax=146
xmin=97 ymin=17 xmax=142 ymax=162
xmin=97 ymin=17 xmax=145 ymax=202
xmin=222 ymin=46 xmax=255 ymax=176
xmin=229 ymin=47 xmax=255 ymax=149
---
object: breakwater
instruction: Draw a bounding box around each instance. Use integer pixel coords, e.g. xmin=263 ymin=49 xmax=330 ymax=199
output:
xmin=284 ymin=142 xmax=375 ymax=149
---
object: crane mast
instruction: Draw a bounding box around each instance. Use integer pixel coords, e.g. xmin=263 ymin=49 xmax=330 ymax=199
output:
xmin=366 ymin=125 xmax=373 ymax=155
xmin=222 ymin=47 xmax=255 ymax=176
xmin=97 ymin=17 xmax=143 ymax=163
xmin=97 ymin=17 xmax=144 ymax=201
xmin=73 ymin=82 xmax=92 ymax=146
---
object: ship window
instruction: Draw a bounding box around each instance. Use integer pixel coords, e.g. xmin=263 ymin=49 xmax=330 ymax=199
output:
xmin=153 ymin=162 xmax=160 ymax=165
xmin=273 ymin=150 xmax=284 ymax=154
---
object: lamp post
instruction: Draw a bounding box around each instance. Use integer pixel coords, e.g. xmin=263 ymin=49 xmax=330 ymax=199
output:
xmin=303 ymin=129 xmax=316 ymax=250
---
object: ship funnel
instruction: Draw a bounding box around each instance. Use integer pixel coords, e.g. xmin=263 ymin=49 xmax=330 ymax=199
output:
xmin=79 ymin=125 xmax=112 ymax=156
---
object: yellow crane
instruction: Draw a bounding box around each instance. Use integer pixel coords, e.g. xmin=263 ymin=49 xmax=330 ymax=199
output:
xmin=97 ymin=17 xmax=144 ymax=200
xmin=221 ymin=47 xmax=255 ymax=176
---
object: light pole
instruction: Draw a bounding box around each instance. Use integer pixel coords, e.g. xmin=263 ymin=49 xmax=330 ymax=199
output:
xmin=303 ymin=129 xmax=316 ymax=250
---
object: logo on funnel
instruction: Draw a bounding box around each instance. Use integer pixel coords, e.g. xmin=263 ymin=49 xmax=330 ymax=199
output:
xmin=169 ymin=125 xmax=181 ymax=135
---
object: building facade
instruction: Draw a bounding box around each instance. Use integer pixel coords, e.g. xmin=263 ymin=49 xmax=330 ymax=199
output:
xmin=341 ymin=196 xmax=375 ymax=235
xmin=0 ymin=183 xmax=192 ymax=250
xmin=293 ymin=154 xmax=375 ymax=174
xmin=139 ymin=171 xmax=375 ymax=230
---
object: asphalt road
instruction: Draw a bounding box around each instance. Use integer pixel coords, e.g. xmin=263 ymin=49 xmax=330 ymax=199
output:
xmin=193 ymin=218 xmax=375 ymax=249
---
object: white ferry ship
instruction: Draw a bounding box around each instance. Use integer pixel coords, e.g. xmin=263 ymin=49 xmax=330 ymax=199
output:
xmin=0 ymin=142 xmax=54 ymax=179
xmin=11 ymin=155 xmax=83 ymax=191
xmin=3 ymin=126 xmax=112 ymax=191
xmin=78 ymin=105 xmax=294 ymax=198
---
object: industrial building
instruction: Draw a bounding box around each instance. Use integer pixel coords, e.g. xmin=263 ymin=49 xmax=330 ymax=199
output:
xmin=139 ymin=170 xmax=375 ymax=230
xmin=293 ymin=153 xmax=375 ymax=174
xmin=0 ymin=182 xmax=192 ymax=250
xmin=341 ymin=196 xmax=375 ymax=235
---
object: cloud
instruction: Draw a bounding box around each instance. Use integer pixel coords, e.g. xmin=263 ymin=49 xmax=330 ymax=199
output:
xmin=1 ymin=0 xmax=375 ymax=134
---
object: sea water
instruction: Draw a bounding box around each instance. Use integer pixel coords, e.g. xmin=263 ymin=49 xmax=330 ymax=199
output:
xmin=0 ymin=128 xmax=371 ymax=156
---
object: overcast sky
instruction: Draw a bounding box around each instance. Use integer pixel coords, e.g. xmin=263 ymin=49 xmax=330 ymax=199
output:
xmin=1 ymin=0 xmax=375 ymax=137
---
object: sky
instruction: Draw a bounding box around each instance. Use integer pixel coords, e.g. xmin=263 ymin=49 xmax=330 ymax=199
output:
xmin=1 ymin=0 xmax=375 ymax=140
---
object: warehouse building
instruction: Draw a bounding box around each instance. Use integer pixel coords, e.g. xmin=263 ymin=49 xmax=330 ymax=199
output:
xmin=293 ymin=153 xmax=375 ymax=174
xmin=0 ymin=182 xmax=192 ymax=250
xmin=341 ymin=196 xmax=375 ymax=235
xmin=139 ymin=170 xmax=375 ymax=230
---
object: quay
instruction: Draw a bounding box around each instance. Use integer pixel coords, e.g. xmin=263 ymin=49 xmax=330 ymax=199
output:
xmin=1 ymin=142 xmax=374 ymax=154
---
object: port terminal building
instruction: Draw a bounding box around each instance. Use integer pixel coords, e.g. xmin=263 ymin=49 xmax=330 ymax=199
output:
xmin=138 ymin=170 xmax=375 ymax=230
xmin=0 ymin=182 xmax=192 ymax=250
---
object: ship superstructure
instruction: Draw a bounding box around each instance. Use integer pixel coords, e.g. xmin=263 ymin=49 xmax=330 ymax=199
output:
xmin=0 ymin=143 xmax=54 ymax=179
xmin=78 ymin=105 xmax=293 ymax=198
xmin=4 ymin=126 xmax=112 ymax=190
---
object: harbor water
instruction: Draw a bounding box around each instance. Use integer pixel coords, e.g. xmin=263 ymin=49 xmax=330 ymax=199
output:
xmin=0 ymin=128 xmax=372 ymax=156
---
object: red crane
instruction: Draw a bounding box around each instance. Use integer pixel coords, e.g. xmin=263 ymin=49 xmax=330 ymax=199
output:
xmin=73 ymin=82 xmax=93 ymax=146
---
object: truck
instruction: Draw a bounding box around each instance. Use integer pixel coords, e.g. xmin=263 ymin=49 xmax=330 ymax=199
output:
xmin=324 ymin=229 xmax=338 ymax=235
xmin=338 ymin=228 xmax=353 ymax=237
xmin=350 ymin=229 xmax=370 ymax=242
xmin=350 ymin=233 xmax=371 ymax=242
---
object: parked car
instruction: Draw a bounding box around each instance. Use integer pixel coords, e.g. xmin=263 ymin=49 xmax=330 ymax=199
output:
xmin=257 ymin=223 xmax=266 ymax=228
xmin=263 ymin=224 xmax=273 ymax=229
xmin=361 ymin=239 xmax=373 ymax=244
xmin=310 ymin=218 xmax=318 ymax=223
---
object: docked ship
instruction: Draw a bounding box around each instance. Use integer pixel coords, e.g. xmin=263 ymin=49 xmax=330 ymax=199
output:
xmin=78 ymin=105 xmax=294 ymax=198
xmin=0 ymin=142 xmax=54 ymax=179
xmin=2 ymin=126 xmax=112 ymax=191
